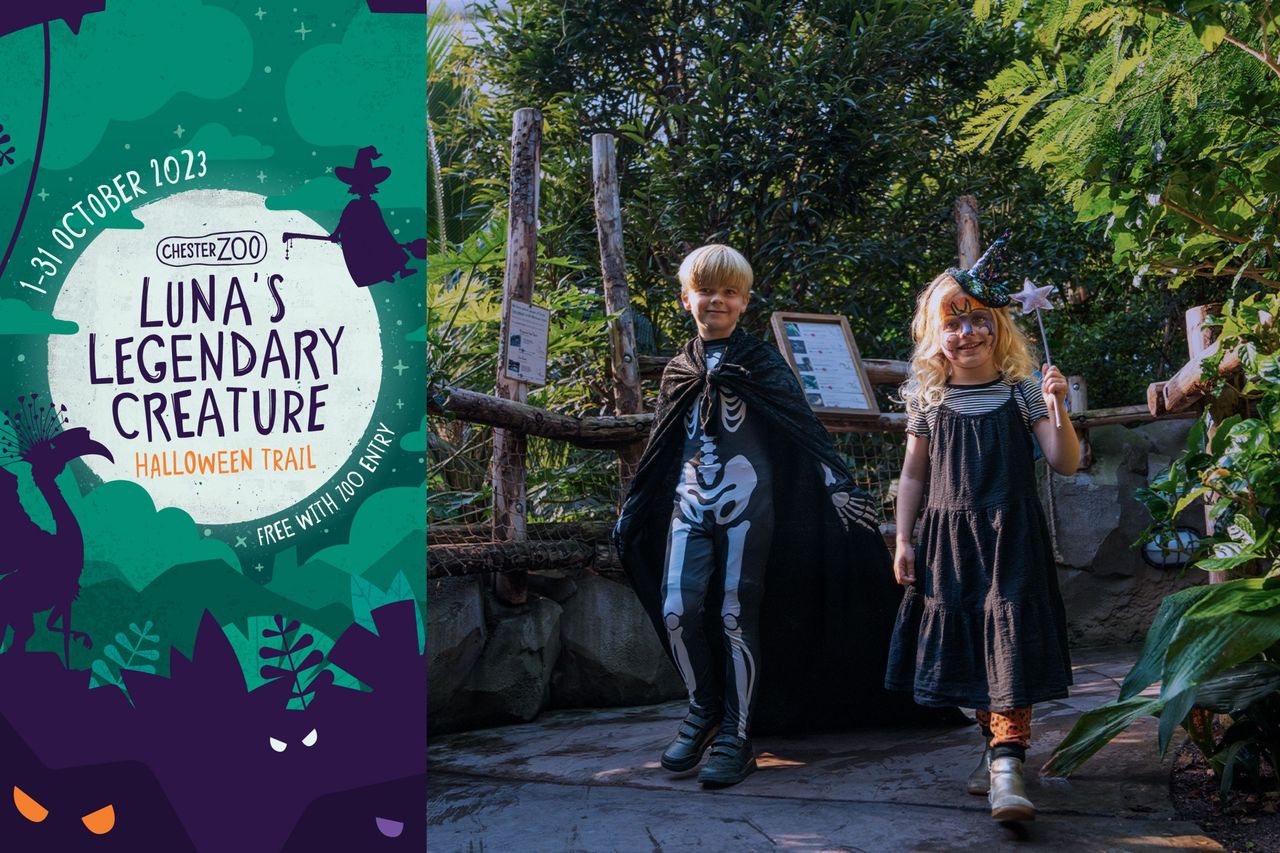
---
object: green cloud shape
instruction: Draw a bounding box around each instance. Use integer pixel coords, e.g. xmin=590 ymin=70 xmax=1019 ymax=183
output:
xmin=400 ymin=417 xmax=428 ymax=452
xmin=175 ymin=123 xmax=274 ymax=161
xmin=265 ymin=175 xmax=351 ymax=213
xmin=284 ymin=8 xmax=425 ymax=210
xmin=0 ymin=298 xmax=79 ymax=335
xmin=0 ymin=0 xmax=252 ymax=171
xmin=406 ymin=324 xmax=425 ymax=342
xmin=71 ymin=479 xmax=241 ymax=590
xmin=303 ymin=482 xmax=426 ymax=576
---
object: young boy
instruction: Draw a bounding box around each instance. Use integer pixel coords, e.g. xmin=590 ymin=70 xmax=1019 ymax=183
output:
xmin=615 ymin=245 xmax=928 ymax=788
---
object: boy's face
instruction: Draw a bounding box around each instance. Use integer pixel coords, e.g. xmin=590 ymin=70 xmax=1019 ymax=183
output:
xmin=680 ymin=280 xmax=749 ymax=339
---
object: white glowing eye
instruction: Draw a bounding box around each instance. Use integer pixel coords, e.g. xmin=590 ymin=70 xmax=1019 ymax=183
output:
xmin=269 ymin=737 xmax=287 ymax=753
xmin=302 ymin=728 xmax=318 ymax=747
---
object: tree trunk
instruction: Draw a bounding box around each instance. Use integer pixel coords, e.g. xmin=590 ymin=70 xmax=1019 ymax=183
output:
xmin=591 ymin=133 xmax=645 ymax=500
xmin=490 ymin=108 xmax=542 ymax=605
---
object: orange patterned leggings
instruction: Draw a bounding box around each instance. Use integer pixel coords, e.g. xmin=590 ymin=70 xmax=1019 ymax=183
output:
xmin=975 ymin=707 xmax=1032 ymax=748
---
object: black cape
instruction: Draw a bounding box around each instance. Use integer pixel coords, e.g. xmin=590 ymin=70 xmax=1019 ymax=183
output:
xmin=615 ymin=329 xmax=960 ymax=733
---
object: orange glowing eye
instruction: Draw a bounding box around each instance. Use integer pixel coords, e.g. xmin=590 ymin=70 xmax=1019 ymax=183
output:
xmin=13 ymin=785 xmax=48 ymax=823
xmin=81 ymin=803 xmax=116 ymax=835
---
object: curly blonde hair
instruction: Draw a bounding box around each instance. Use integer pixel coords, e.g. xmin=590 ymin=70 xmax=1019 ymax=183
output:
xmin=899 ymin=272 xmax=1039 ymax=416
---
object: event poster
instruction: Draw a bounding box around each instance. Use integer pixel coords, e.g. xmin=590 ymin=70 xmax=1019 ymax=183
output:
xmin=0 ymin=2 xmax=426 ymax=850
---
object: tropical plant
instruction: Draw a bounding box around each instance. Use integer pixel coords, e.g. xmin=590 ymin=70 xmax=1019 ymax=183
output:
xmin=962 ymin=1 xmax=1280 ymax=297
xmin=89 ymin=618 xmax=161 ymax=702
xmin=427 ymin=220 xmax=620 ymax=523
xmin=1138 ymin=292 xmax=1280 ymax=579
xmin=428 ymin=3 xmax=458 ymax=252
xmin=1047 ymin=294 xmax=1280 ymax=792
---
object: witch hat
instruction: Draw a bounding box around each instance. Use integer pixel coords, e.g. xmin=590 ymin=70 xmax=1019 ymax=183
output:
xmin=946 ymin=230 xmax=1013 ymax=307
xmin=335 ymin=146 xmax=392 ymax=194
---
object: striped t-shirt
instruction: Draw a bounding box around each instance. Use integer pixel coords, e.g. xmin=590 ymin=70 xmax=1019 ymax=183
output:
xmin=906 ymin=376 xmax=1048 ymax=440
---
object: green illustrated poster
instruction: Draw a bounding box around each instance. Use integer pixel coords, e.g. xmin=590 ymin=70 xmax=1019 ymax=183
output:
xmin=0 ymin=2 xmax=425 ymax=850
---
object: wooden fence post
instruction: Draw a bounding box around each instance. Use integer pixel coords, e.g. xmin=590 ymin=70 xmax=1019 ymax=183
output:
xmin=591 ymin=134 xmax=645 ymax=499
xmin=490 ymin=107 xmax=542 ymax=605
xmin=1185 ymin=304 xmax=1229 ymax=585
xmin=1067 ymin=375 xmax=1091 ymax=470
xmin=954 ymin=195 xmax=982 ymax=268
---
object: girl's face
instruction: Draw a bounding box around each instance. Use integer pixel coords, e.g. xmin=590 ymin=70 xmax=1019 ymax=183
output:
xmin=936 ymin=285 xmax=997 ymax=373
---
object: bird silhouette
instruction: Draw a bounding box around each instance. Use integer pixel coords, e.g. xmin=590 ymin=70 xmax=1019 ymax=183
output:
xmin=0 ymin=397 xmax=113 ymax=668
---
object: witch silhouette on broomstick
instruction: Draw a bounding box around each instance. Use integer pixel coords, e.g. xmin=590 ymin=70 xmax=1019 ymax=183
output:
xmin=282 ymin=146 xmax=426 ymax=288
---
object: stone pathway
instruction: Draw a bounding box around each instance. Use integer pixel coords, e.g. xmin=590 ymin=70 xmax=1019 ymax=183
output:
xmin=429 ymin=646 xmax=1221 ymax=852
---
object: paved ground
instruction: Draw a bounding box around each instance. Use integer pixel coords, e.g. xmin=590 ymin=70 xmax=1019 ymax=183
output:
xmin=429 ymin=646 xmax=1222 ymax=852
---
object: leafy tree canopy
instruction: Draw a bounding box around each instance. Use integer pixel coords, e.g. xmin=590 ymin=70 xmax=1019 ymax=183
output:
xmin=963 ymin=0 xmax=1280 ymax=297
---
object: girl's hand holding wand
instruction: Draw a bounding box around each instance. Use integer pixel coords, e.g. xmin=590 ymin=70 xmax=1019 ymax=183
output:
xmin=1041 ymin=364 xmax=1067 ymax=426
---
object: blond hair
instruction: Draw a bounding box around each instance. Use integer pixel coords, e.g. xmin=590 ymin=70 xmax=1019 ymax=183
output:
xmin=899 ymin=271 xmax=1039 ymax=415
xmin=677 ymin=244 xmax=754 ymax=294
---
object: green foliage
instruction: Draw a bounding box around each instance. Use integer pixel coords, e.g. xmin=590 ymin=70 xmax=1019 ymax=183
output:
xmin=1137 ymin=293 xmax=1280 ymax=579
xmin=963 ymin=1 xmax=1280 ymax=296
xmin=1046 ymin=577 xmax=1280 ymax=793
xmin=224 ymin=615 xmax=365 ymax=711
xmin=452 ymin=0 xmax=1034 ymax=356
xmin=351 ymin=572 xmax=425 ymax=654
xmin=427 ymin=219 xmax=623 ymax=523
xmin=1052 ymin=294 xmax=1280 ymax=792
xmin=435 ymin=0 xmax=1212 ymax=402
xmin=89 ymin=619 xmax=161 ymax=703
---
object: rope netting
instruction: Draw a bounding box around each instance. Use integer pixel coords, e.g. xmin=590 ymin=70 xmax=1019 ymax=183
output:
xmin=832 ymin=429 xmax=906 ymax=524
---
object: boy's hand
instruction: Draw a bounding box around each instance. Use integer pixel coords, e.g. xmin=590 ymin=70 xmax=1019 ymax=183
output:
xmin=893 ymin=544 xmax=915 ymax=586
xmin=1041 ymin=364 xmax=1067 ymax=405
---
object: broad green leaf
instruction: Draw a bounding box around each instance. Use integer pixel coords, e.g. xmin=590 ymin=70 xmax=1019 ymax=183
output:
xmin=1198 ymin=553 xmax=1262 ymax=572
xmin=1158 ymin=686 xmax=1197 ymax=756
xmin=1160 ymin=599 xmax=1280 ymax=714
xmin=1181 ymin=578 xmax=1279 ymax=615
xmin=1043 ymin=695 xmax=1164 ymax=777
xmin=1209 ymin=415 xmax=1242 ymax=455
xmin=1119 ymin=583 xmax=1215 ymax=700
xmin=1193 ymin=661 xmax=1280 ymax=713
xmin=1171 ymin=485 xmax=1211 ymax=516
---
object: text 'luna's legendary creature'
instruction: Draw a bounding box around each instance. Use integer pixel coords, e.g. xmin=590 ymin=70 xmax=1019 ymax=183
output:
xmin=282 ymin=146 xmax=426 ymax=287
xmin=0 ymin=396 xmax=113 ymax=667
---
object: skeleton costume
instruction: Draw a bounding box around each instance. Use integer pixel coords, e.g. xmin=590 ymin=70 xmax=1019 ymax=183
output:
xmin=617 ymin=330 xmax=956 ymax=734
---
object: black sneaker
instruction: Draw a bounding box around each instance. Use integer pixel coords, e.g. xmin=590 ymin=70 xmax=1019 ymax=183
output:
xmin=660 ymin=710 xmax=721 ymax=772
xmin=697 ymin=733 xmax=756 ymax=788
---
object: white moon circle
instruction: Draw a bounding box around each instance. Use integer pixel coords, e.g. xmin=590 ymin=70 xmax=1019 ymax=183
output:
xmin=48 ymin=189 xmax=382 ymax=525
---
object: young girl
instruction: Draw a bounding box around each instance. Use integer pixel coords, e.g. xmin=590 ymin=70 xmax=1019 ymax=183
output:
xmin=885 ymin=269 xmax=1079 ymax=823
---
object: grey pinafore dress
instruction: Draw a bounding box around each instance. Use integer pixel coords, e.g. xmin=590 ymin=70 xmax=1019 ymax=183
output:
xmin=885 ymin=384 xmax=1072 ymax=710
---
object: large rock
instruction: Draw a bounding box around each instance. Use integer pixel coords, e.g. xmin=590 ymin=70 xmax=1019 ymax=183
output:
xmin=1040 ymin=421 xmax=1203 ymax=646
xmin=551 ymin=574 xmax=684 ymax=708
xmin=426 ymin=577 xmax=486 ymax=717
xmin=433 ymin=593 xmax=562 ymax=732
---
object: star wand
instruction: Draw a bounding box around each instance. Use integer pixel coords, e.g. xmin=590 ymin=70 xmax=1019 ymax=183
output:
xmin=1010 ymin=279 xmax=1061 ymax=428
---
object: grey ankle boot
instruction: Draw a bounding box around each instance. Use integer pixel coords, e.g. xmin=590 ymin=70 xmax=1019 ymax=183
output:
xmin=988 ymin=756 xmax=1036 ymax=821
xmin=966 ymin=745 xmax=992 ymax=795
